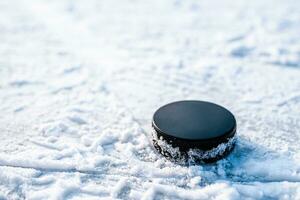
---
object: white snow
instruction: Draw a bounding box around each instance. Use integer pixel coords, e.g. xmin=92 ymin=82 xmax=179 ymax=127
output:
xmin=0 ymin=0 xmax=300 ymax=199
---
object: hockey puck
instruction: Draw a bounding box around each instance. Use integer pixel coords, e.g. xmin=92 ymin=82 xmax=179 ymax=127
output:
xmin=152 ymin=100 xmax=236 ymax=163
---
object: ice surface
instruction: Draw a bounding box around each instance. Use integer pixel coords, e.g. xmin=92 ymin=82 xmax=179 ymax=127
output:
xmin=0 ymin=0 xmax=300 ymax=199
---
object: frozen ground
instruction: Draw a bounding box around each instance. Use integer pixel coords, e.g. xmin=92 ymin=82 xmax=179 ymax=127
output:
xmin=0 ymin=0 xmax=300 ymax=199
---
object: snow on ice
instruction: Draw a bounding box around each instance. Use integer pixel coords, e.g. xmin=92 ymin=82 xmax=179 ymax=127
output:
xmin=0 ymin=0 xmax=300 ymax=199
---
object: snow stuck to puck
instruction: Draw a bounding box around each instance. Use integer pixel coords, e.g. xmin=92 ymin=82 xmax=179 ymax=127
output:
xmin=152 ymin=101 xmax=236 ymax=163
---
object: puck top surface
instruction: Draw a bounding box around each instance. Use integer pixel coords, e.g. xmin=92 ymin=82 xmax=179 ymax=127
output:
xmin=153 ymin=101 xmax=236 ymax=141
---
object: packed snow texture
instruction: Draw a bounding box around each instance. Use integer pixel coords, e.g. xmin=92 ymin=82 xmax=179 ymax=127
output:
xmin=0 ymin=0 xmax=300 ymax=199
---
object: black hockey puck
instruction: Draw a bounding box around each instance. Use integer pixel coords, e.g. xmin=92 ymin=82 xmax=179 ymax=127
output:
xmin=152 ymin=100 xmax=236 ymax=163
